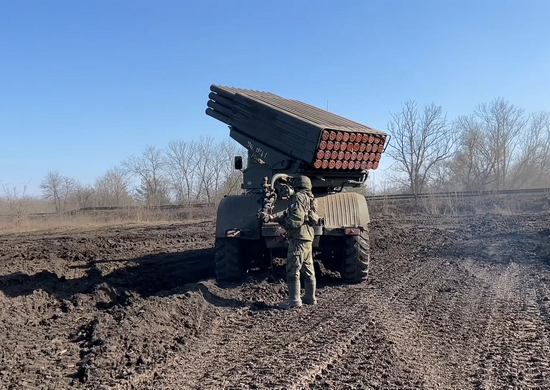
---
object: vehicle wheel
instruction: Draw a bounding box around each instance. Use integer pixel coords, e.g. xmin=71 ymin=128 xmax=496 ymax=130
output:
xmin=340 ymin=233 xmax=370 ymax=284
xmin=214 ymin=238 xmax=245 ymax=282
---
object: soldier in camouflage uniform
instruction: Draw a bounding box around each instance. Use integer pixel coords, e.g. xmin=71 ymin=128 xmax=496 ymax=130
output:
xmin=268 ymin=175 xmax=317 ymax=309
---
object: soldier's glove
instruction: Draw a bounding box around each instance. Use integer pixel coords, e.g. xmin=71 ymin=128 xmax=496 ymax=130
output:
xmin=275 ymin=227 xmax=287 ymax=237
xmin=257 ymin=212 xmax=273 ymax=223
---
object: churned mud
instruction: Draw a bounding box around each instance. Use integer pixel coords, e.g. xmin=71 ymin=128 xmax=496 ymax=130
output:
xmin=1 ymin=213 xmax=550 ymax=389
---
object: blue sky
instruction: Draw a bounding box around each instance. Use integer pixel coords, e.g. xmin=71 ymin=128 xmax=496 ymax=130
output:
xmin=1 ymin=0 xmax=549 ymax=195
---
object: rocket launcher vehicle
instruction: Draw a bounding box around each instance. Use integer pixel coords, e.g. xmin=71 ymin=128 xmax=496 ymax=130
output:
xmin=205 ymin=84 xmax=388 ymax=178
xmin=206 ymin=84 xmax=377 ymax=285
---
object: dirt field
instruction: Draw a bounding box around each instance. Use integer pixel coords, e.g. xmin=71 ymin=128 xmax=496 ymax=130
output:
xmin=1 ymin=212 xmax=550 ymax=389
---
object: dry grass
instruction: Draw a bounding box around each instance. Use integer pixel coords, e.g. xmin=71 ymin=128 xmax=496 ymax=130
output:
xmin=368 ymin=193 xmax=550 ymax=219
xmin=0 ymin=206 xmax=216 ymax=234
xmin=2 ymin=194 xmax=548 ymax=234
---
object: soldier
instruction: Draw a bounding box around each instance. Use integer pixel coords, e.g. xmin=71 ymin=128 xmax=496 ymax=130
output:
xmin=268 ymin=175 xmax=317 ymax=309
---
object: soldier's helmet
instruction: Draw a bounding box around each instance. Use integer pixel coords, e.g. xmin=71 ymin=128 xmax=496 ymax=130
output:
xmin=293 ymin=175 xmax=312 ymax=190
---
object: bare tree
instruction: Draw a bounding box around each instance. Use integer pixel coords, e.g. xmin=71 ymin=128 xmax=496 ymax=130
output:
xmin=475 ymin=98 xmax=526 ymax=190
xmin=39 ymin=171 xmax=77 ymax=213
xmin=95 ymin=166 xmax=131 ymax=207
xmin=123 ymin=145 xmax=169 ymax=206
xmin=164 ymin=138 xmax=246 ymax=204
xmin=72 ymin=183 xmax=95 ymax=209
xmin=449 ymin=115 xmax=496 ymax=191
xmin=510 ymin=111 xmax=550 ymax=188
xmin=191 ymin=137 xmax=247 ymax=203
xmin=164 ymin=140 xmax=198 ymax=204
xmin=193 ymin=136 xmax=218 ymax=203
xmin=39 ymin=171 xmax=61 ymax=212
xmin=386 ymin=100 xmax=456 ymax=194
xmin=1 ymin=181 xmax=33 ymax=227
xmin=409 ymin=100 xmax=545 ymax=192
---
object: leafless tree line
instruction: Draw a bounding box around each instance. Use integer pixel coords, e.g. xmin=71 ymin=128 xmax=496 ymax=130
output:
xmin=0 ymin=136 xmax=246 ymax=216
xmin=386 ymin=97 xmax=550 ymax=194
xmin=0 ymin=181 xmax=33 ymax=227
xmin=3 ymin=97 xmax=547 ymax=217
xmin=121 ymin=135 xmax=245 ymax=206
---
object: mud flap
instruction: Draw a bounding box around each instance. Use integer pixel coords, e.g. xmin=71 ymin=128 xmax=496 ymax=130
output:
xmin=215 ymin=195 xmax=261 ymax=239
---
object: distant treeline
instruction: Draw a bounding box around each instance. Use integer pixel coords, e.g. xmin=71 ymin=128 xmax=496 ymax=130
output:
xmin=1 ymin=97 xmax=549 ymax=225
xmin=383 ymin=97 xmax=550 ymax=194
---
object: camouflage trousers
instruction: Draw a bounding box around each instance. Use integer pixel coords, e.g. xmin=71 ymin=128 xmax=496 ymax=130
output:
xmin=286 ymin=239 xmax=315 ymax=279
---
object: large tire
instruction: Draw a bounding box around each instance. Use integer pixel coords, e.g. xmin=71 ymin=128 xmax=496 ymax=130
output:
xmin=214 ymin=238 xmax=246 ymax=282
xmin=340 ymin=233 xmax=370 ymax=284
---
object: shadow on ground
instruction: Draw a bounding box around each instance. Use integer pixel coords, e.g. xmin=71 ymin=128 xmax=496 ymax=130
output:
xmin=0 ymin=248 xmax=352 ymax=312
xmin=0 ymin=248 xmax=214 ymax=299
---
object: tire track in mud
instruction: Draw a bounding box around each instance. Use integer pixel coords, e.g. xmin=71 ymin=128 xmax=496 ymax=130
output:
xmin=514 ymin=271 xmax=550 ymax=388
xmin=535 ymin=275 xmax=550 ymax=382
xmin=308 ymin=220 xmax=550 ymax=390
xmin=95 ymin=215 xmax=550 ymax=389
xmin=269 ymin=226 xmax=442 ymax=387
xmin=468 ymin=262 xmax=519 ymax=389
xmin=453 ymin=261 xmax=550 ymax=390
xmin=123 ymin=283 xmax=386 ymax=389
xmin=309 ymin=257 xmax=460 ymax=389
xmin=152 ymin=256 xmax=466 ymax=389
xmin=467 ymin=247 xmax=550 ymax=389
xmin=508 ymin=269 xmax=550 ymax=388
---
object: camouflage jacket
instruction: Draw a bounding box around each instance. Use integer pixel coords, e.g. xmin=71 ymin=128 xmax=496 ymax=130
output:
xmin=273 ymin=190 xmax=314 ymax=242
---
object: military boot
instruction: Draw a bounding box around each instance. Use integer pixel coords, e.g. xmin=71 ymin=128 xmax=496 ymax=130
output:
xmin=278 ymin=277 xmax=302 ymax=309
xmin=302 ymin=275 xmax=317 ymax=305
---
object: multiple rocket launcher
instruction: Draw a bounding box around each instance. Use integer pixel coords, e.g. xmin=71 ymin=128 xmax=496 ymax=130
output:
xmin=205 ymin=84 xmax=387 ymax=172
xmin=314 ymin=129 xmax=384 ymax=171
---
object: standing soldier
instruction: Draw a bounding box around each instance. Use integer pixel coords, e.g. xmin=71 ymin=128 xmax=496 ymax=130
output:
xmin=268 ymin=175 xmax=318 ymax=309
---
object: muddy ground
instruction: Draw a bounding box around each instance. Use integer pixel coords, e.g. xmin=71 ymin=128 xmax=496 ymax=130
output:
xmin=1 ymin=211 xmax=550 ymax=389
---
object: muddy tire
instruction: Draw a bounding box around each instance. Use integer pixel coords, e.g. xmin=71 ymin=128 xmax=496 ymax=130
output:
xmin=340 ymin=233 xmax=370 ymax=284
xmin=214 ymin=238 xmax=245 ymax=282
